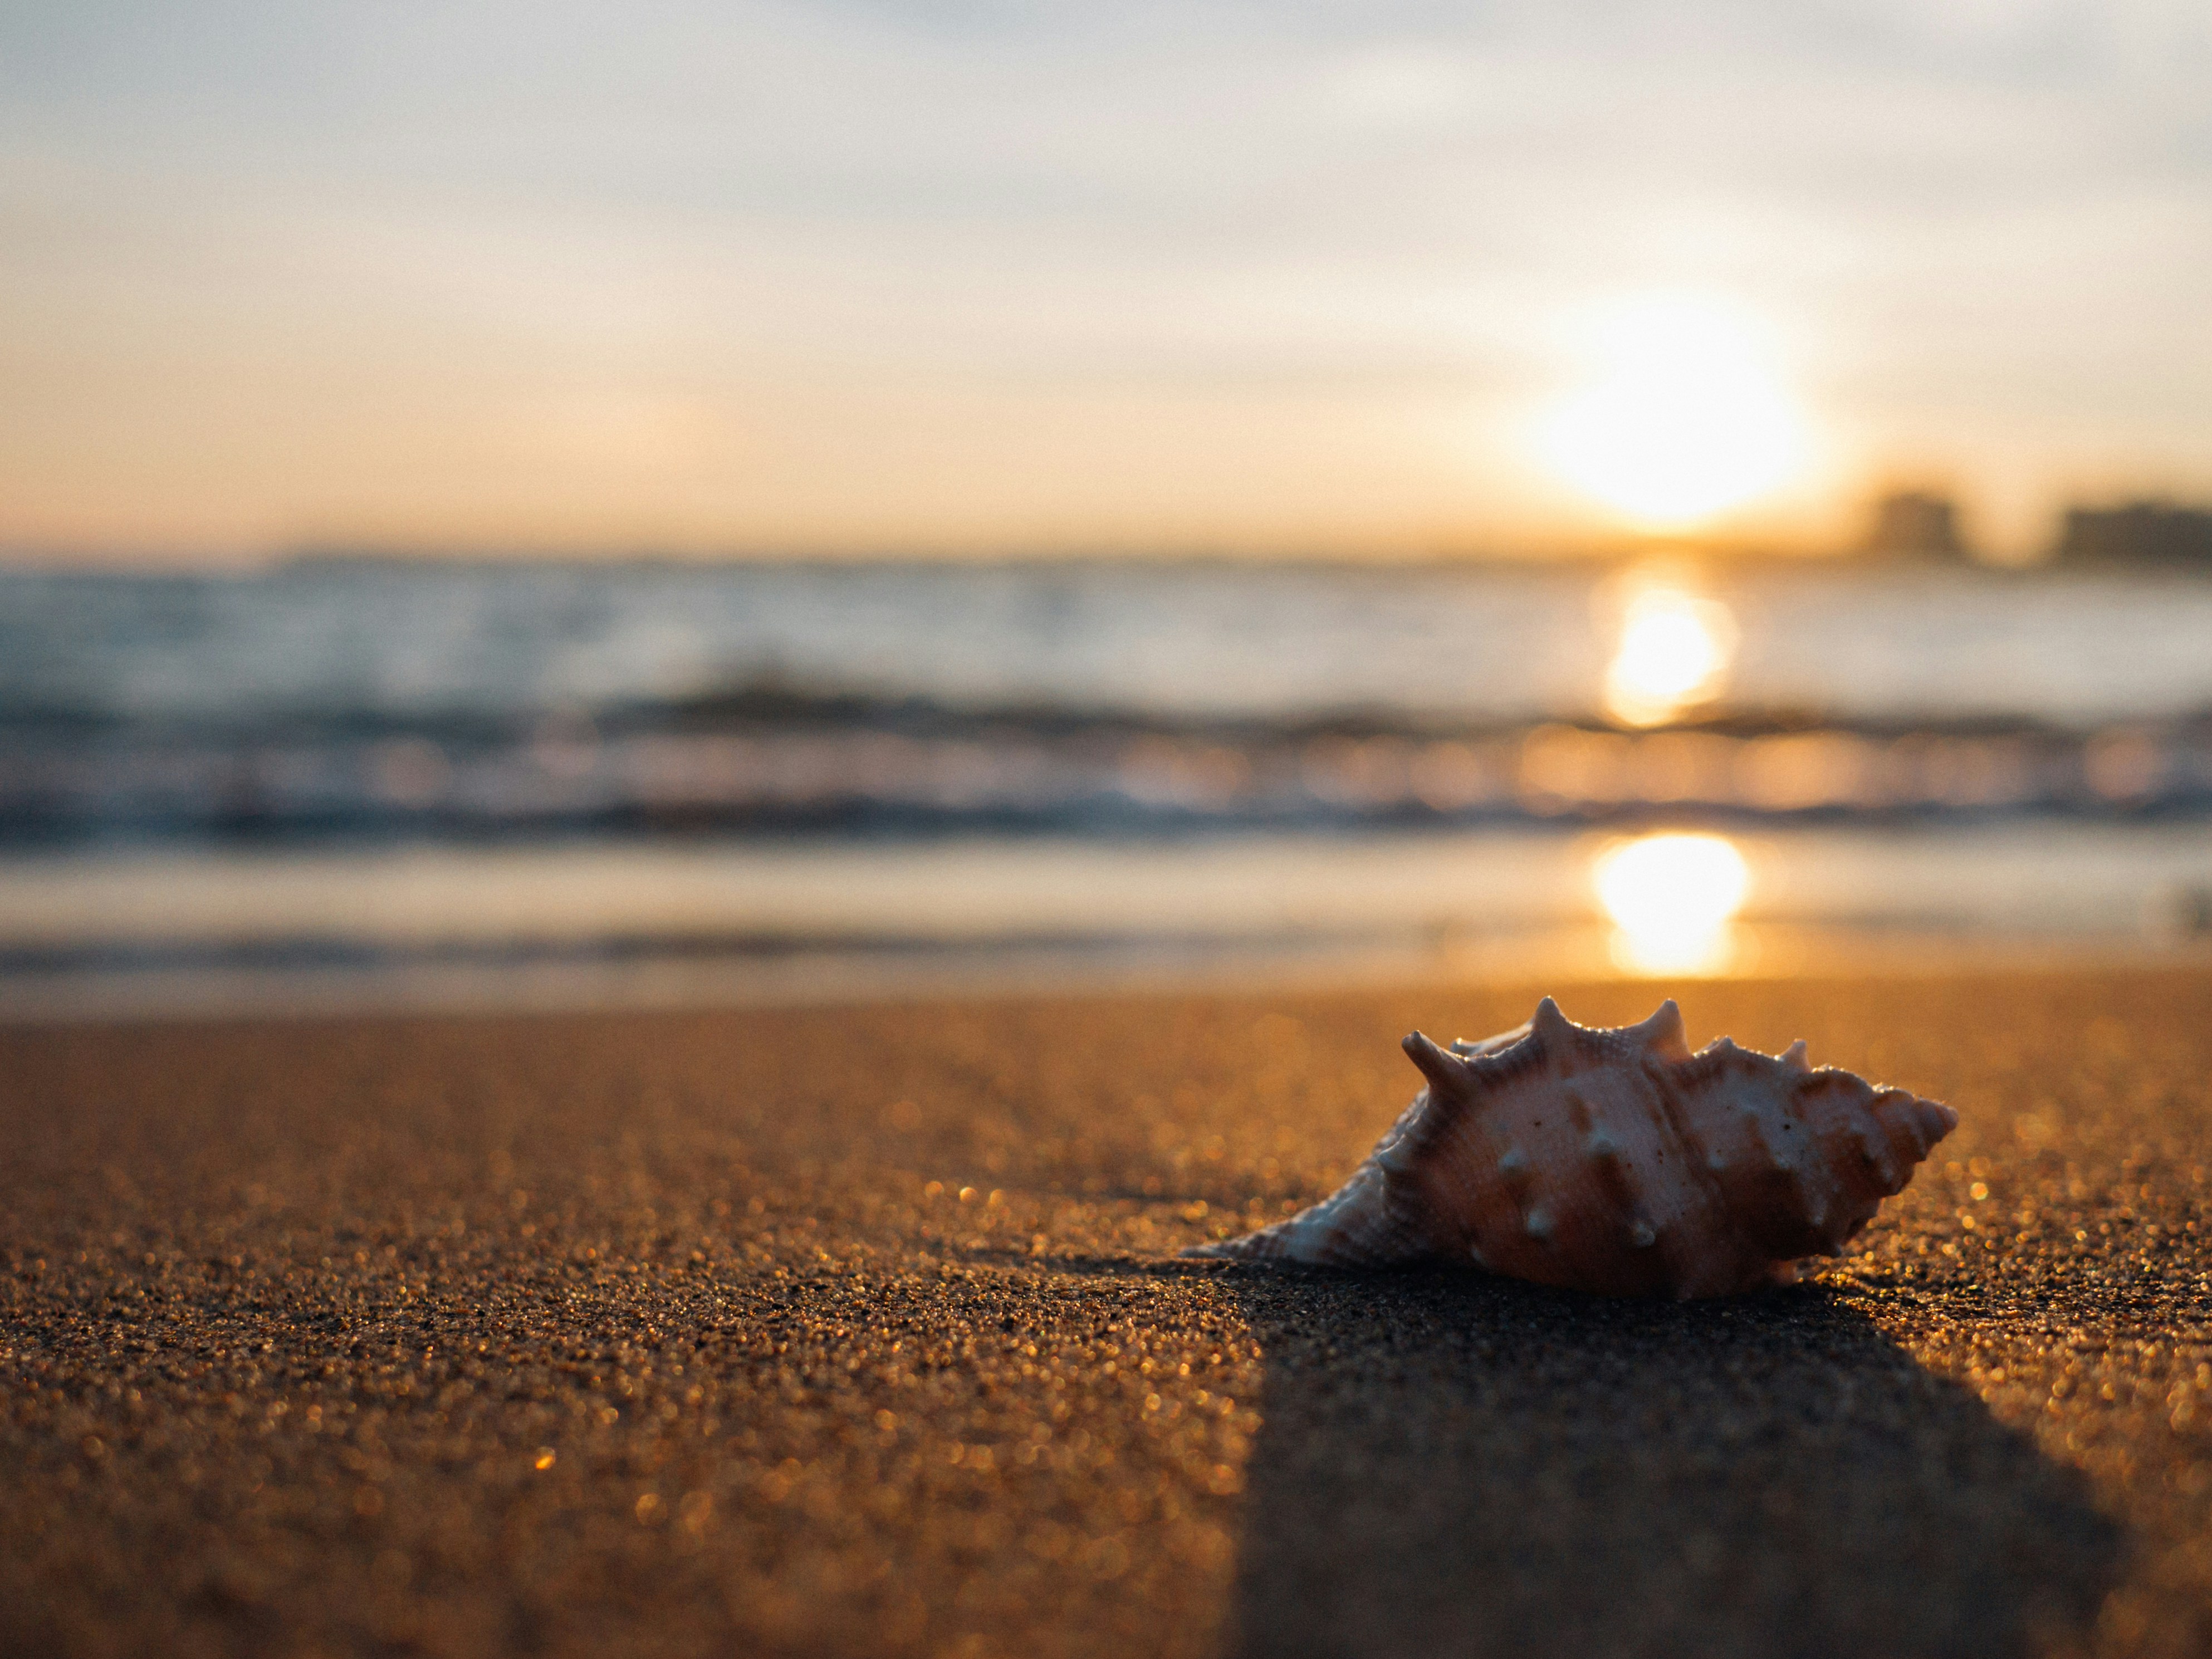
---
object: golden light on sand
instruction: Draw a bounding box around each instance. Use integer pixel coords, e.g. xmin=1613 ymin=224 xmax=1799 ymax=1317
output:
xmin=1602 ymin=578 xmax=1739 ymax=726
xmin=1593 ymin=831 xmax=1750 ymax=975
xmin=1536 ymin=294 xmax=1809 ymax=530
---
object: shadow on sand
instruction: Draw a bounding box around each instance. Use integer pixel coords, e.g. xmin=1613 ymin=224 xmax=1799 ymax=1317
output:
xmin=1209 ymin=1269 xmax=2119 ymax=1659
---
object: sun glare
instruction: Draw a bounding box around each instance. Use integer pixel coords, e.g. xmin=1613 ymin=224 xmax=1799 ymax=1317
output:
xmin=1536 ymin=294 xmax=1810 ymax=531
xmin=1602 ymin=577 xmax=1739 ymax=726
xmin=1593 ymin=832 xmax=1750 ymax=976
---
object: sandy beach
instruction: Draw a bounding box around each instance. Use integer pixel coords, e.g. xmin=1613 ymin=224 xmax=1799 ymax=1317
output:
xmin=5 ymin=967 xmax=2211 ymax=1657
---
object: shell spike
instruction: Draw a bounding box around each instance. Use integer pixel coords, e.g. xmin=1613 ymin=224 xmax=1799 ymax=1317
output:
xmin=1402 ymin=1031 xmax=1469 ymax=1093
xmin=1631 ymin=999 xmax=1692 ymax=1063
xmin=1530 ymin=997 xmax=1574 ymax=1043
xmin=1782 ymin=1039 xmax=1811 ymax=1073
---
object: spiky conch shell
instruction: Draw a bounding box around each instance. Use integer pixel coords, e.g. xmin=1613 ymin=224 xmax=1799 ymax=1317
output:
xmin=1185 ymin=998 xmax=1957 ymax=1299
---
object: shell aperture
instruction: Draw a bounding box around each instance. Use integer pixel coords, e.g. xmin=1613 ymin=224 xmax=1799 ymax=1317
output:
xmin=1185 ymin=997 xmax=1957 ymax=1299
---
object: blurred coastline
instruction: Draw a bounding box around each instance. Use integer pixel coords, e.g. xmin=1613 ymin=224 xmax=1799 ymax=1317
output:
xmin=6 ymin=553 xmax=2211 ymax=1017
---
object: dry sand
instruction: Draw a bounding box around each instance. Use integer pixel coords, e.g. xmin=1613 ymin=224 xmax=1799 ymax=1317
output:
xmin=4 ymin=968 xmax=2210 ymax=1657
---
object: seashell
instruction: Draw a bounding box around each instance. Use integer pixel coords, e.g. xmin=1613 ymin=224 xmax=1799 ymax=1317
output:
xmin=1186 ymin=997 xmax=1956 ymax=1299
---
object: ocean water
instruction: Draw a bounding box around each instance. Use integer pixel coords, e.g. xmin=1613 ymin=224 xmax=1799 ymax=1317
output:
xmin=7 ymin=556 xmax=2212 ymax=844
xmin=3 ymin=555 xmax=2210 ymax=1010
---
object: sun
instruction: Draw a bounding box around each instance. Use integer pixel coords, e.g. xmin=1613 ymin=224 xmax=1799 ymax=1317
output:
xmin=1535 ymin=293 xmax=1811 ymax=532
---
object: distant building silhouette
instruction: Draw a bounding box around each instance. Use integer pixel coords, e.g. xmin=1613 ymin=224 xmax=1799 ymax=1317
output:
xmin=2054 ymin=500 xmax=2212 ymax=567
xmin=1862 ymin=490 xmax=1967 ymax=559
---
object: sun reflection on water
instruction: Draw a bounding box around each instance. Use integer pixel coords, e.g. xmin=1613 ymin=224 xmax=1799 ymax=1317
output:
xmin=1602 ymin=576 xmax=1738 ymax=727
xmin=1593 ymin=831 xmax=1750 ymax=975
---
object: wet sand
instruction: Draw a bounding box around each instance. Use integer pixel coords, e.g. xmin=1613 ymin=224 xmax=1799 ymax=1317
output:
xmin=4 ymin=968 xmax=2210 ymax=1657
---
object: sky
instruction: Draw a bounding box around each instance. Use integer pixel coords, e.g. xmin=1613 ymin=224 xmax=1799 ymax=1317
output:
xmin=2 ymin=0 xmax=2209 ymax=562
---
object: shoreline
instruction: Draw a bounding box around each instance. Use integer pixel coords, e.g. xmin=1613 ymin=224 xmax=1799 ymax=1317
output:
xmin=7 ymin=926 xmax=2212 ymax=1026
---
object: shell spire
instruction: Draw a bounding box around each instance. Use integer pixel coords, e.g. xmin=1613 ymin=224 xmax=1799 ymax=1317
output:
xmin=1185 ymin=999 xmax=1957 ymax=1299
